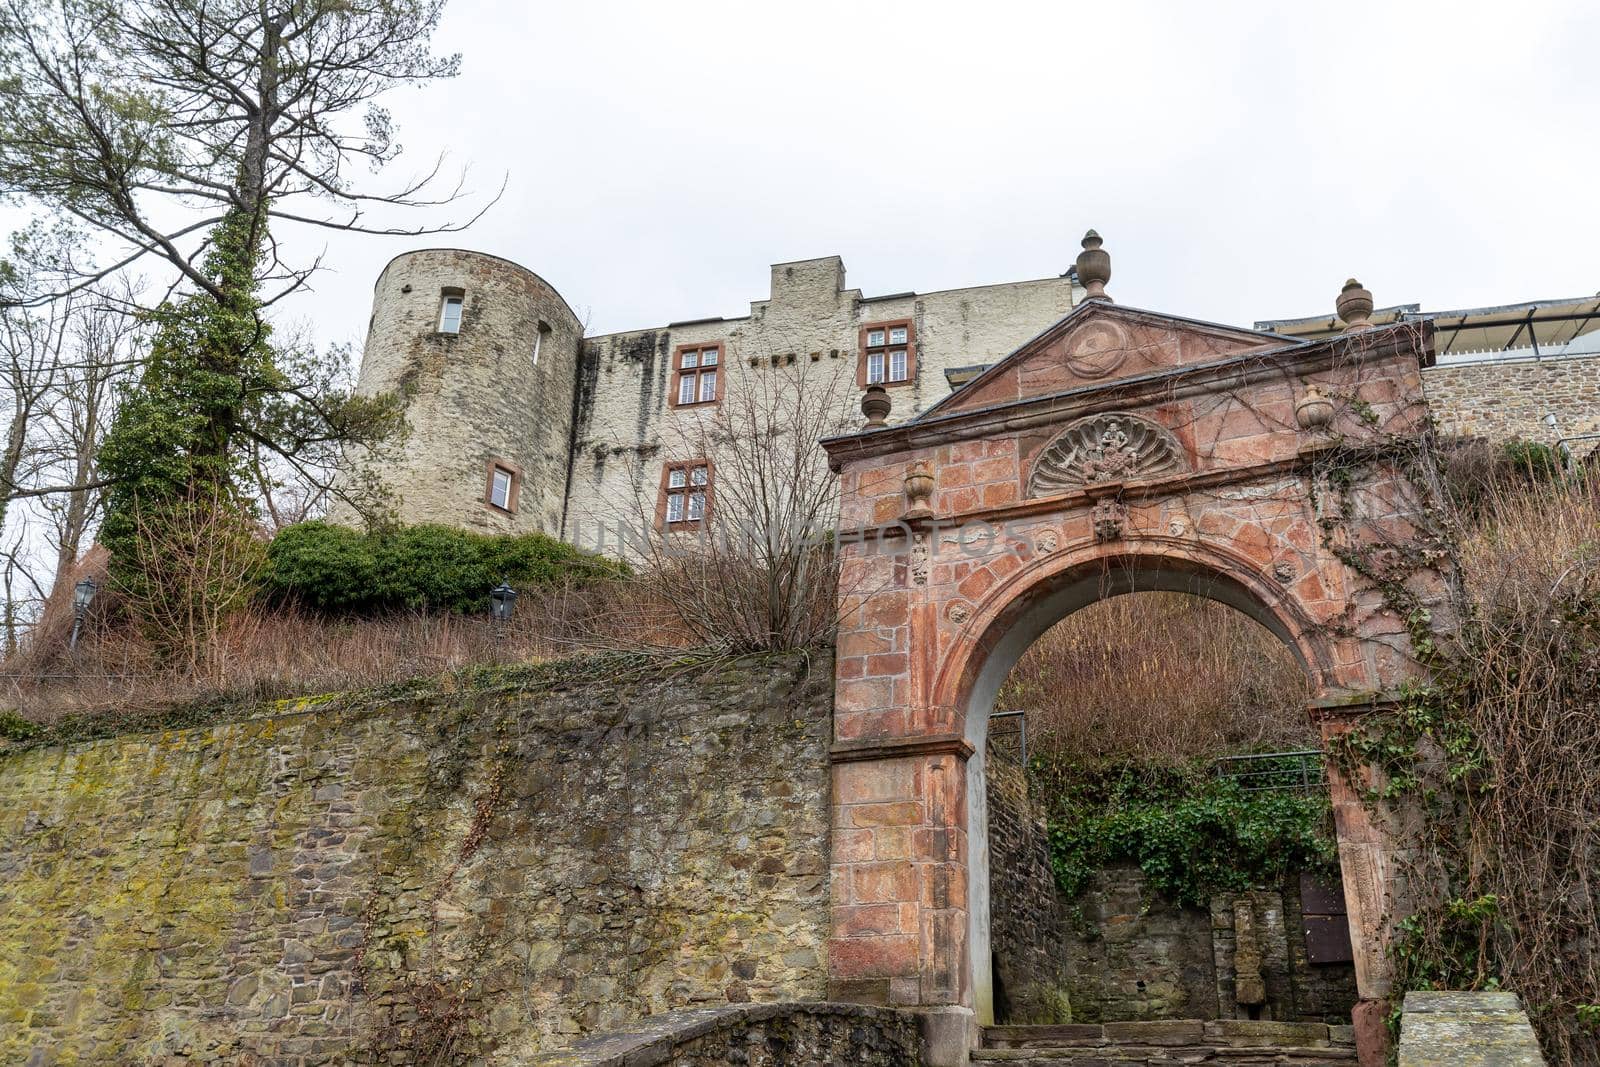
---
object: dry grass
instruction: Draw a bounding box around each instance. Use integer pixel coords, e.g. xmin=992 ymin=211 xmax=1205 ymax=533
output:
xmin=0 ymin=579 xmax=658 ymax=723
xmin=1432 ymin=473 xmax=1600 ymax=1064
xmin=999 ymin=592 xmax=1316 ymax=766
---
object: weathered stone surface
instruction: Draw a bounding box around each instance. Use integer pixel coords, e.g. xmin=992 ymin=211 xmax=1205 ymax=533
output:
xmin=0 ymin=654 xmax=835 ymax=1064
xmin=1425 ymin=356 xmax=1600 ymax=444
xmin=331 ymin=248 xmax=586 ymax=536
xmin=986 ymin=758 xmax=1071 ymax=1024
xmin=524 ymin=1001 xmax=923 ymax=1066
xmin=1397 ymin=991 xmax=1546 ymax=1067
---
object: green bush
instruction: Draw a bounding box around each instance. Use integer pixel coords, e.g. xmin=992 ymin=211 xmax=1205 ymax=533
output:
xmin=263 ymin=521 xmax=624 ymax=615
xmin=1037 ymin=761 xmax=1335 ymax=908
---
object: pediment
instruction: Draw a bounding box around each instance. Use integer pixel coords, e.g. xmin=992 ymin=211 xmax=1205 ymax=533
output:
xmin=921 ymin=302 xmax=1305 ymax=419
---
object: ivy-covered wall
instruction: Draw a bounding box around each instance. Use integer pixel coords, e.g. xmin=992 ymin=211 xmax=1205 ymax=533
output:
xmin=0 ymin=653 xmax=835 ymax=1065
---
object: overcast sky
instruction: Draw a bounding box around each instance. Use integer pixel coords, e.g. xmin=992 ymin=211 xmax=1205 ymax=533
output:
xmin=275 ymin=0 xmax=1600 ymax=348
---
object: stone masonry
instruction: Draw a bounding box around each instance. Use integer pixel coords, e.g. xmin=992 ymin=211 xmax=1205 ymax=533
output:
xmin=0 ymin=654 xmax=835 ymax=1065
xmin=334 ymin=244 xmax=1597 ymax=551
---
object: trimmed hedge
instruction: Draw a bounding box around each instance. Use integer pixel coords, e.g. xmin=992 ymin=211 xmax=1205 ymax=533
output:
xmin=263 ymin=521 xmax=625 ymax=614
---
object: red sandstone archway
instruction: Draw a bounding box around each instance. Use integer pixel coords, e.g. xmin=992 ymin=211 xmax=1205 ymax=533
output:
xmin=821 ymin=290 xmax=1455 ymax=1067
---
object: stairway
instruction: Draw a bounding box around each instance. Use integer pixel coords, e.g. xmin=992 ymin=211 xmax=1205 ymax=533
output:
xmin=972 ymin=1020 xmax=1357 ymax=1065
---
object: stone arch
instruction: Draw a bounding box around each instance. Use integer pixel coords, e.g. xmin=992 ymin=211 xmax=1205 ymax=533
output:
xmin=936 ymin=542 xmax=1333 ymax=1033
xmin=821 ymin=292 xmax=1456 ymax=1066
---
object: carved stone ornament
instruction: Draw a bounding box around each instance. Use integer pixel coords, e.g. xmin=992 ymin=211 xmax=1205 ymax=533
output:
xmin=1062 ymin=318 xmax=1129 ymax=379
xmin=909 ymin=533 xmax=930 ymax=585
xmin=1092 ymin=498 xmax=1127 ymax=542
xmin=904 ymin=463 xmax=935 ymax=519
xmin=1034 ymin=529 xmax=1060 ymax=554
xmin=947 ymin=601 xmax=972 ymax=624
xmin=1028 ymin=413 xmax=1184 ymax=498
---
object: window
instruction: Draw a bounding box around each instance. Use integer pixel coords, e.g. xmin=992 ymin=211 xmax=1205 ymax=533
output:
xmin=859 ymin=319 xmax=915 ymax=388
xmin=671 ymin=343 xmax=721 ymax=407
xmin=484 ymin=461 xmax=520 ymax=513
xmin=533 ymin=321 xmax=551 ymax=366
xmin=439 ymin=291 xmax=464 ymax=334
xmin=660 ymin=461 xmax=712 ymax=527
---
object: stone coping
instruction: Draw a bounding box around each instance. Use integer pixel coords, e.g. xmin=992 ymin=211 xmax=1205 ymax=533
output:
xmin=525 ymin=1002 xmax=917 ymax=1066
xmin=1398 ymin=991 xmax=1545 ymax=1066
xmin=982 ymin=1019 xmax=1356 ymax=1050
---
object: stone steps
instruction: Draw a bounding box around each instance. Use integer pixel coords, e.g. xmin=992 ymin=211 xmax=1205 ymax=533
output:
xmin=973 ymin=1020 xmax=1357 ymax=1066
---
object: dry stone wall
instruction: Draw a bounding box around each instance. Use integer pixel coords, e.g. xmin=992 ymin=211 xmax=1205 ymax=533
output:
xmin=0 ymin=653 xmax=835 ymax=1066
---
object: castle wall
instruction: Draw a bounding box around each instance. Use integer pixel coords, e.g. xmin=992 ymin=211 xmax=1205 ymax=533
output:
xmin=561 ymin=257 xmax=1081 ymax=550
xmin=332 ymin=249 xmax=584 ymax=536
xmin=1423 ymin=354 xmax=1600 ymax=444
xmin=0 ymin=654 xmax=834 ymax=1065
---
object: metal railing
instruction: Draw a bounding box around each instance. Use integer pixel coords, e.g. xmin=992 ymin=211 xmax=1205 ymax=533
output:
xmin=988 ymin=709 xmax=1028 ymax=769
xmin=1211 ymin=749 xmax=1327 ymax=792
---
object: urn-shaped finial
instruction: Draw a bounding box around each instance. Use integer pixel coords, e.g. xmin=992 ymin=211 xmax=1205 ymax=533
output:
xmin=903 ymin=462 xmax=935 ymax=520
xmin=1295 ymin=385 xmax=1335 ymax=431
xmin=1336 ymin=278 xmax=1374 ymax=333
xmin=861 ymin=384 xmax=891 ymax=428
xmin=1076 ymin=229 xmax=1112 ymax=302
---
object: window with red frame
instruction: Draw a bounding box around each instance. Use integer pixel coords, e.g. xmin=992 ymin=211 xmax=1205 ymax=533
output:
xmin=661 ymin=462 xmax=711 ymax=526
xmin=672 ymin=344 xmax=721 ymax=406
xmin=859 ymin=320 xmax=914 ymax=386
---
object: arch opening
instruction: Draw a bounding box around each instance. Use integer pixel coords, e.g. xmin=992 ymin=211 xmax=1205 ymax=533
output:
xmin=957 ymin=553 xmax=1326 ymax=1026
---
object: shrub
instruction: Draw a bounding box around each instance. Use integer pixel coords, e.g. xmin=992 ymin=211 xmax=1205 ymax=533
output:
xmin=263 ymin=522 xmax=624 ymax=615
xmin=1037 ymin=761 xmax=1335 ymax=908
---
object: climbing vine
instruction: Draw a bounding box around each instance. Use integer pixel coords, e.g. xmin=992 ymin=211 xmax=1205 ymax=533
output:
xmin=1304 ymin=331 xmax=1600 ymax=1062
xmin=1036 ymin=760 xmax=1335 ymax=909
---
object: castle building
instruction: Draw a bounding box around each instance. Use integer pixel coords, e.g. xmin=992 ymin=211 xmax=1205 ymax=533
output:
xmin=334 ymin=243 xmax=1600 ymax=548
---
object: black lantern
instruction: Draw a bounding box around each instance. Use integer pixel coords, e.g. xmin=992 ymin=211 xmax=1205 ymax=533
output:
xmin=70 ymin=575 xmax=98 ymax=650
xmin=489 ymin=579 xmax=517 ymax=622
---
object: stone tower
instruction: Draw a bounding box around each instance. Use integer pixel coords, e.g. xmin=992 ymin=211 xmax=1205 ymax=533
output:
xmin=334 ymin=249 xmax=583 ymax=536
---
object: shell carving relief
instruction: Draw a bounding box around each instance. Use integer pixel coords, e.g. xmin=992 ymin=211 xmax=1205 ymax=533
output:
xmin=1028 ymin=412 xmax=1185 ymax=498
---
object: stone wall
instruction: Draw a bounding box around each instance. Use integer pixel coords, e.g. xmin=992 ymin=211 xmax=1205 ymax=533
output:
xmin=1056 ymin=865 xmax=1358 ymax=1026
xmin=984 ymin=757 xmax=1071 ymax=1024
xmin=982 ymin=760 xmax=1357 ymax=1027
xmin=0 ymin=653 xmax=835 ymax=1065
xmin=526 ymin=1002 xmax=923 ymax=1066
xmin=1424 ymin=354 xmax=1600 ymax=445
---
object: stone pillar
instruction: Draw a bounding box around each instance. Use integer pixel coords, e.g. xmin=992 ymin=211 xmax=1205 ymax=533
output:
xmin=1317 ymin=702 xmax=1418 ymax=1067
xmin=828 ymin=735 xmax=975 ymax=1066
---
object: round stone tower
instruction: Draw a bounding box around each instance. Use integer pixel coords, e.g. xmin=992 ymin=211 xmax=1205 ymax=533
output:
xmin=333 ymin=249 xmax=583 ymax=537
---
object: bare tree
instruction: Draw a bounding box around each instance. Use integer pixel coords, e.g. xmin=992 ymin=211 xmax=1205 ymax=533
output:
xmin=613 ymin=355 xmax=861 ymax=654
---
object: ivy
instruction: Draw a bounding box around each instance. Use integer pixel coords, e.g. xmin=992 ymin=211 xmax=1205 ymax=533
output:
xmin=1038 ymin=761 xmax=1336 ymax=908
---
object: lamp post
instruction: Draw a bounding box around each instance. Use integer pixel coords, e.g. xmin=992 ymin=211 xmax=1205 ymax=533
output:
xmin=489 ymin=579 xmax=516 ymax=657
xmin=70 ymin=576 xmax=98 ymax=651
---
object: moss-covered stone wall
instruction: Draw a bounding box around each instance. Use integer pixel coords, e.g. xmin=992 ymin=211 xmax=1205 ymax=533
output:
xmin=0 ymin=653 xmax=834 ymax=1065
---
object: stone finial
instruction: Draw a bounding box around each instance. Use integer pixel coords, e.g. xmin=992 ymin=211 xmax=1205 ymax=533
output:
xmin=861 ymin=384 xmax=891 ymax=428
xmin=903 ymin=463 xmax=934 ymax=520
xmin=1336 ymin=278 xmax=1374 ymax=333
xmin=1295 ymin=385 xmax=1335 ymax=431
xmin=1075 ymin=229 xmax=1112 ymax=302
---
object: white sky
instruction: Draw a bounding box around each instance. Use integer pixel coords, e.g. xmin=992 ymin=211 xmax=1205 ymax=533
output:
xmin=272 ymin=0 xmax=1600 ymax=346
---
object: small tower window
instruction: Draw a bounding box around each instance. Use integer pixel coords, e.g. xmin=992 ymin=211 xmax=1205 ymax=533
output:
xmin=439 ymin=290 xmax=464 ymax=334
xmin=533 ymin=321 xmax=551 ymax=366
xmin=485 ymin=460 xmax=520 ymax=513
